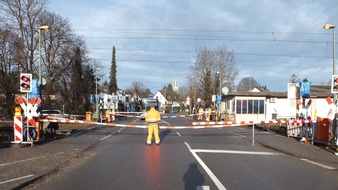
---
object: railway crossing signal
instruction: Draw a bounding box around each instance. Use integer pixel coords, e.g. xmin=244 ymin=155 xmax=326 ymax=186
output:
xmin=332 ymin=75 xmax=338 ymax=93
xmin=20 ymin=73 xmax=32 ymax=93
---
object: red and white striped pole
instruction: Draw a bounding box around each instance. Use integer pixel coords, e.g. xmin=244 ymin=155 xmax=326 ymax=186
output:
xmin=13 ymin=116 xmax=23 ymax=143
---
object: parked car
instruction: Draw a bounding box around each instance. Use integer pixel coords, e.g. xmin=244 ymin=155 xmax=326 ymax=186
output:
xmin=140 ymin=113 xmax=146 ymax=120
xmin=42 ymin=110 xmax=70 ymax=119
xmin=171 ymin=109 xmax=178 ymax=113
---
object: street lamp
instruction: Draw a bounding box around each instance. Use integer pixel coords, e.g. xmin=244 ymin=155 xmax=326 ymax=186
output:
xmin=323 ymin=24 xmax=336 ymax=105
xmin=38 ymin=25 xmax=48 ymax=99
xmin=95 ymin=67 xmax=101 ymax=119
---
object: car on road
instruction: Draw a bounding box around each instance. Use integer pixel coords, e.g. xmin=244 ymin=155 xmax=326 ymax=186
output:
xmin=171 ymin=109 xmax=178 ymax=113
xmin=140 ymin=112 xmax=146 ymax=120
xmin=42 ymin=109 xmax=70 ymax=119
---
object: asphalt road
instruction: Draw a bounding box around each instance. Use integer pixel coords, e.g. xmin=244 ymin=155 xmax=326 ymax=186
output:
xmin=1 ymin=116 xmax=338 ymax=190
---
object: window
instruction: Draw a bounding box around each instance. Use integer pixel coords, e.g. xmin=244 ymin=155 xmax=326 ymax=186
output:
xmin=242 ymin=100 xmax=248 ymax=114
xmin=248 ymin=100 xmax=253 ymax=114
xmin=236 ymin=100 xmax=241 ymax=114
xmin=259 ymin=100 xmax=264 ymax=114
xmin=235 ymin=98 xmax=265 ymax=114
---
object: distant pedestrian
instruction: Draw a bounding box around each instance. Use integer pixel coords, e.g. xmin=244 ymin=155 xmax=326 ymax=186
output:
xmin=330 ymin=113 xmax=338 ymax=146
xmin=193 ymin=107 xmax=197 ymax=120
xmin=145 ymin=106 xmax=161 ymax=145
xmin=198 ymin=107 xmax=204 ymax=121
xmin=206 ymin=107 xmax=212 ymax=121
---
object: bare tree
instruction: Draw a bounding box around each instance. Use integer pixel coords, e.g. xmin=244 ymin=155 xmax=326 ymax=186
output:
xmin=0 ymin=0 xmax=48 ymax=73
xmin=38 ymin=11 xmax=88 ymax=109
xmin=236 ymin=77 xmax=261 ymax=92
xmin=189 ymin=46 xmax=238 ymax=107
xmin=125 ymin=81 xmax=152 ymax=101
xmin=0 ymin=0 xmax=94 ymax=114
xmin=289 ymin=74 xmax=300 ymax=83
xmin=0 ymin=29 xmax=21 ymax=118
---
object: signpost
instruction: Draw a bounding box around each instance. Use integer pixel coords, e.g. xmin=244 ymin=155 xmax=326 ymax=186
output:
xmin=16 ymin=73 xmax=42 ymax=144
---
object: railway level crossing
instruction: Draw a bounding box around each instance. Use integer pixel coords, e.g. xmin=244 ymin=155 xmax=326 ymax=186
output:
xmin=10 ymin=96 xmax=337 ymax=148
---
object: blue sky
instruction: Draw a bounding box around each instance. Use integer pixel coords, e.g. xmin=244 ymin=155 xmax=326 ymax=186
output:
xmin=47 ymin=0 xmax=338 ymax=93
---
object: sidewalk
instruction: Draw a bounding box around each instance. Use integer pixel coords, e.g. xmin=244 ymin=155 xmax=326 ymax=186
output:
xmin=252 ymin=130 xmax=338 ymax=168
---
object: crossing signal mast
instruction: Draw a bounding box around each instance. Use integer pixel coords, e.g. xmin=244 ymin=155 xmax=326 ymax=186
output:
xmin=20 ymin=73 xmax=32 ymax=93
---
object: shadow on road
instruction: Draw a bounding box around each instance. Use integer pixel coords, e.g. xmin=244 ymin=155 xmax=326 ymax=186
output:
xmin=159 ymin=129 xmax=171 ymax=143
xmin=183 ymin=163 xmax=205 ymax=190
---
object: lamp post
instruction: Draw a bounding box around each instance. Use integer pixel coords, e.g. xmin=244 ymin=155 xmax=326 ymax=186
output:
xmin=324 ymin=24 xmax=336 ymax=105
xmin=38 ymin=25 xmax=48 ymax=99
xmin=95 ymin=67 xmax=101 ymax=119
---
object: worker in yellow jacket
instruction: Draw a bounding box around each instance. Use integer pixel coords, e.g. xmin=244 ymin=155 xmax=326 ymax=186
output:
xmin=145 ymin=106 xmax=161 ymax=145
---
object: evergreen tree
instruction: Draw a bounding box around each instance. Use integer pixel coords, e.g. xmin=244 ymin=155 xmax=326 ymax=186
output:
xmin=83 ymin=65 xmax=96 ymax=112
xmin=108 ymin=46 xmax=118 ymax=94
xmin=69 ymin=47 xmax=84 ymax=114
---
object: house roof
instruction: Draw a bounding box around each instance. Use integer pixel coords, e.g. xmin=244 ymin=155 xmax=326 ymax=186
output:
xmin=225 ymin=84 xmax=332 ymax=99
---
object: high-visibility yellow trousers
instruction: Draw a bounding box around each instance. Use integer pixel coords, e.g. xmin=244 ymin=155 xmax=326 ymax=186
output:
xmin=147 ymin=124 xmax=160 ymax=143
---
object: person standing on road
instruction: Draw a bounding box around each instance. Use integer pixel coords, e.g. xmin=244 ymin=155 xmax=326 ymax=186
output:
xmin=145 ymin=106 xmax=161 ymax=145
xmin=330 ymin=113 xmax=338 ymax=146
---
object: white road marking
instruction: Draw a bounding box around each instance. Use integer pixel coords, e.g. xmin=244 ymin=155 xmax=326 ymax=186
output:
xmin=184 ymin=142 xmax=283 ymax=190
xmin=193 ymin=149 xmax=282 ymax=155
xmin=162 ymin=120 xmax=170 ymax=125
xmin=0 ymin=155 xmax=46 ymax=167
xmin=99 ymin=133 xmax=114 ymax=141
xmin=0 ymin=151 xmax=75 ymax=167
xmin=176 ymin=132 xmax=181 ymax=137
xmin=0 ymin=174 xmax=35 ymax=185
xmin=185 ymin=142 xmax=227 ymax=190
xmin=196 ymin=186 xmax=210 ymax=190
xmin=300 ymin=158 xmax=335 ymax=170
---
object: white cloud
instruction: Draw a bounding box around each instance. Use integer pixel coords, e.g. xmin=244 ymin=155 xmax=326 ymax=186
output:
xmin=48 ymin=0 xmax=338 ymax=93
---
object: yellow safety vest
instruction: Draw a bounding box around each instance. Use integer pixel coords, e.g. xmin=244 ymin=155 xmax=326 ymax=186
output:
xmin=145 ymin=108 xmax=161 ymax=123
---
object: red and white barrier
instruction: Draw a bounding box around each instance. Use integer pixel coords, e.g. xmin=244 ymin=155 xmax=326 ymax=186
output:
xmin=39 ymin=119 xmax=248 ymax=129
xmin=287 ymin=120 xmax=313 ymax=140
xmin=14 ymin=96 xmax=42 ymax=144
xmin=13 ymin=116 xmax=23 ymax=143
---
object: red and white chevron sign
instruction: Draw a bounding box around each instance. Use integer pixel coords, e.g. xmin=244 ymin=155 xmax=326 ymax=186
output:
xmin=13 ymin=116 xmax=23 ymax=142
xmin=17 ymin=96 xmax=41 ymax=126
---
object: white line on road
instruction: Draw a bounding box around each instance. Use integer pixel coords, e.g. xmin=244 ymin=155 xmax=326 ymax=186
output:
xmin=192 ymin=149 xmax=282 ymax=155
xmin=185 ymin=142 xmax=227 ymax=190
xmin=0 ymin=155 xmax=47 ymax=167
xmin=99 ymin=133 xmax=114 ymax=141
xmin=176 ymin=132 xmax=181 ymax=137
xmin=162 ymin=120 xmax=170 ymax=125
xmin=196 ymin=186 xmax=210 ymax=190
xmin=300 ymin=158 xmax=335 ymax=170
xmin=0 ymin=174 xmax=35 ymax=185
xmin=0 ymin=151 xmax=72 ymax=167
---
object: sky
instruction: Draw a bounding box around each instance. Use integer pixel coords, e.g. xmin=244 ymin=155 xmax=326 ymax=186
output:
xmin=47 ymin=0 xmax=338 ymax=94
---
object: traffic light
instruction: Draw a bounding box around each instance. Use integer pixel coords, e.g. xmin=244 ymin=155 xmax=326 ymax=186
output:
xmin=332 ymin=75 xmax=338 ymax=93
xmin=20 ymin=73 xmax=32 ymax=93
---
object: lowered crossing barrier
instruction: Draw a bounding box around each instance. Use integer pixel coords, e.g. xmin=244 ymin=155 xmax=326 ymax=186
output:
xmin=39 ymin=119 xmax=249 ymax=129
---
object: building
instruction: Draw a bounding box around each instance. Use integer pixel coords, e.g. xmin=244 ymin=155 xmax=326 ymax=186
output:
xmin=221 ymin=83 xmax=334 ymax=122
xmin=153 ymin=90 xmax=167 ymax=110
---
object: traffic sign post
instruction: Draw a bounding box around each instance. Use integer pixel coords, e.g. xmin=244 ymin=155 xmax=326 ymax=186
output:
xmin=15 ymin=96 xmax=42 ymax=145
